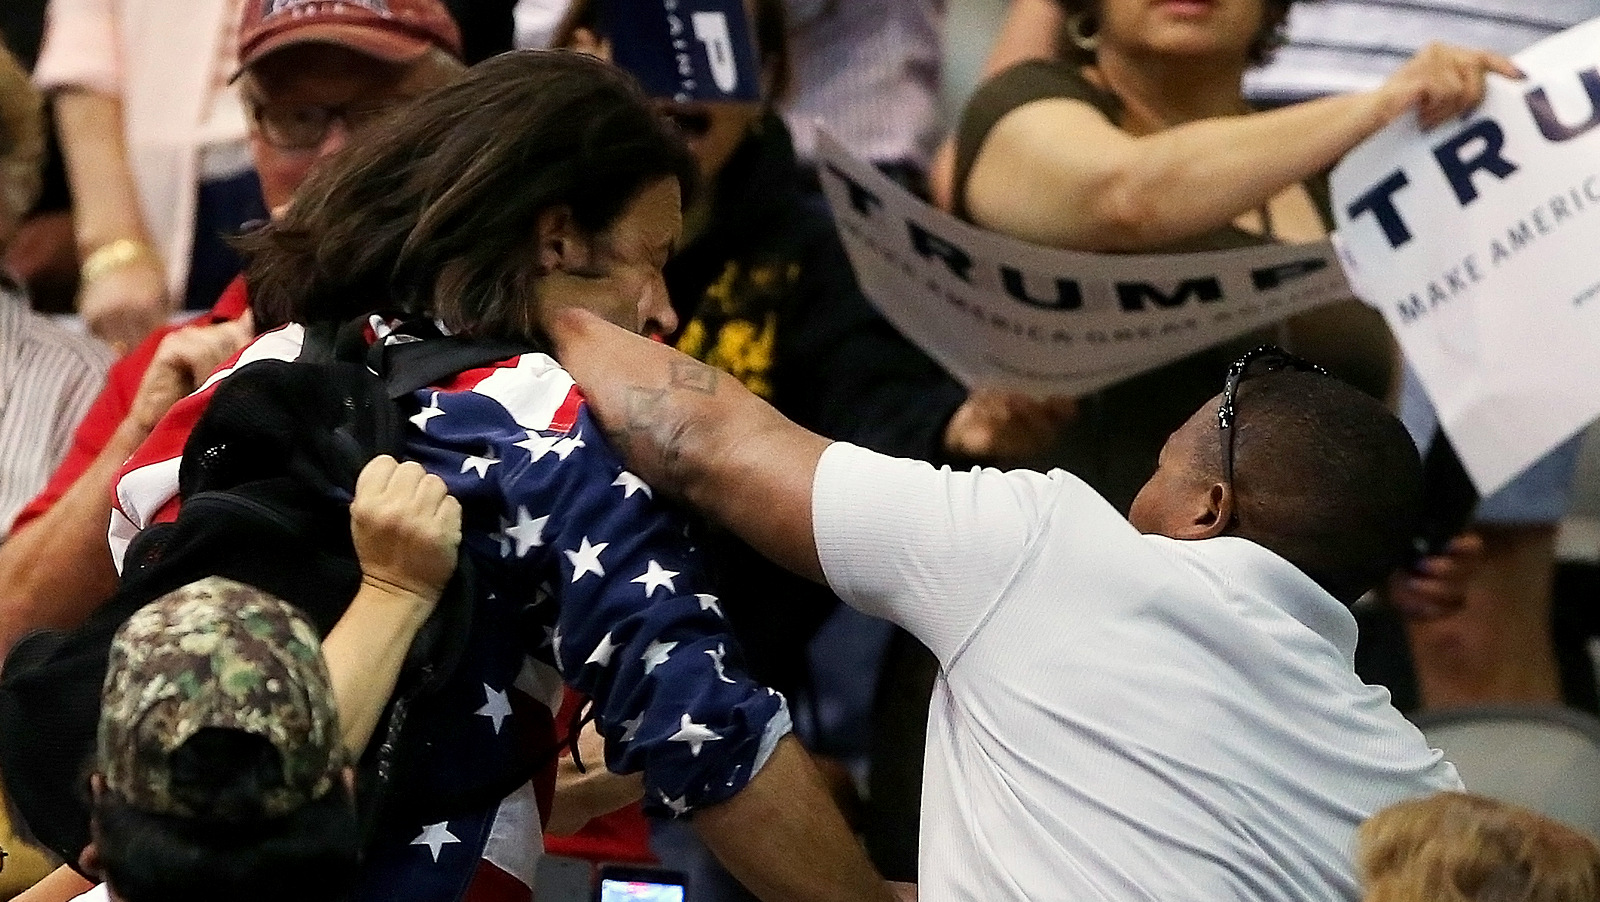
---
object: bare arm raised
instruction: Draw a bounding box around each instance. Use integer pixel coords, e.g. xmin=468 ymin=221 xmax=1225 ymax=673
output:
xmin=549 ymin=308 xmax=830 ymax=583
xmin=966 ymin=44 xmax=1521 ymax=250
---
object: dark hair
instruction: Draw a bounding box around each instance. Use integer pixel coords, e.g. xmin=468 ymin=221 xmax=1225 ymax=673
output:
xmin=1221 ymin=371 xmax=1422 ymax=602
xmin=240 ymin=50 xmax=697 ymax=342
xmin=1054 ymin=0 xmax=1297 ymax=68
xmin=551 ymin=0 xmax=792 ymax=103
xmin=94 ymin=729 xmax=361 ymax=902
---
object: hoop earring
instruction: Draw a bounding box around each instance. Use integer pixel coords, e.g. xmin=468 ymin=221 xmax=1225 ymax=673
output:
xmin=1067 ymin=12 xmax=1100 ymax=53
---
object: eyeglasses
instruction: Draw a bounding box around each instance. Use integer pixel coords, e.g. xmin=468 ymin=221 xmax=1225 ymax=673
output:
xmin=248 ymin=100 xmax=405 ymax=151
xmin=1217 ymin=345 xmax=1329 ymax=488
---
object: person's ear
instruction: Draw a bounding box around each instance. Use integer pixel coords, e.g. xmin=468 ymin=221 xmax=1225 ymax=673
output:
xmin=81 ymin=776 xmax=107 ymax=880
xmin=532 ymin=205 xmax=590 ymax=275
xmin=79 ymin=841 xmax=104 ymax=881
xmin=1170 ymin=481 xmax=1233 ymax=540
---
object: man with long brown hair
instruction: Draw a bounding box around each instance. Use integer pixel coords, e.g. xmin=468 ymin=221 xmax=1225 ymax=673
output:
xmin=109 ymin=49 xmax=898 ymax=902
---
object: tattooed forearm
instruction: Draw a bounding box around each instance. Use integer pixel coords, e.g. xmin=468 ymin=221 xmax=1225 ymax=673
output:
xmin=609 ymin=364 xmax=728 ymax=499
xmin=669 ymin=358 xmax=720 ymax=394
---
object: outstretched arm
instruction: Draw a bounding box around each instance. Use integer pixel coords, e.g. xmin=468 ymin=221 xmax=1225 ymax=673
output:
xmin=966 ymin=44 xmax=1520 ymax=250
xmin=552 ymin=311 xmax=1064 ymax=667
xmin=549 ymin=308 xmax=830 ymax=583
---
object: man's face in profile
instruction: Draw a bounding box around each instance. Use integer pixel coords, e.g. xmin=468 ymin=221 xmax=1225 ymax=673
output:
xmin=530 ymin=178 xmax=685 ymax=341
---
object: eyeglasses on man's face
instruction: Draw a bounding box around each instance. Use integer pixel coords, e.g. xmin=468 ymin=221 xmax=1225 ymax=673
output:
xmin=248 ymin=100 xmax=404 ymax=151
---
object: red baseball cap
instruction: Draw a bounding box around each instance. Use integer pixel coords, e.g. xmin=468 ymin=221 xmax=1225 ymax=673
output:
xmin=237 ymin=0 xmax=464 ymax=70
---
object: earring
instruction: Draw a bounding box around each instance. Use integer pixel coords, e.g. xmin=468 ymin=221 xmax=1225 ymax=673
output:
xmin=1067 ymin=12 xmax=1100 ymax=53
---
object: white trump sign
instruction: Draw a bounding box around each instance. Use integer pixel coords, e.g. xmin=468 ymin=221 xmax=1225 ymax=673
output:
xmin=817 ymin=135 xmax=1353 ymax=398
xmin=1332 ymin=17 xmax=1600 ymax=496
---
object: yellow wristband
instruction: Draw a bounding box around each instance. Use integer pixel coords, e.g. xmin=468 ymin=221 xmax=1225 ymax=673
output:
xmin=80 ymin=238 xmax=153 ymax=285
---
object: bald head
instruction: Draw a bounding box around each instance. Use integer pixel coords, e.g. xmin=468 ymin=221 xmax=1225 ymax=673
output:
xmin=1131 ymin=371 xmax=1422 ymax=603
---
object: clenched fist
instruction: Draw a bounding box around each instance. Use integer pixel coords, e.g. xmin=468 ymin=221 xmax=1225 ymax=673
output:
xmin=350 ymin=455 xmax=462 ymax=606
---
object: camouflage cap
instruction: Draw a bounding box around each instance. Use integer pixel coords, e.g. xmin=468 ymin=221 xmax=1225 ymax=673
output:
xmin=98 ymin=577 xmax=348 ymax=820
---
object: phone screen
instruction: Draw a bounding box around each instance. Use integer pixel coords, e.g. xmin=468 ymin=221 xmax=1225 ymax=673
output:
xmin=598 ymin=879 xmax=685 ymax=902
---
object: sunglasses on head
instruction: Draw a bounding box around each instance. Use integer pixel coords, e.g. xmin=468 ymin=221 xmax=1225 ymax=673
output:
xmin=1217 ymin=345 xmax=1330 ymax=488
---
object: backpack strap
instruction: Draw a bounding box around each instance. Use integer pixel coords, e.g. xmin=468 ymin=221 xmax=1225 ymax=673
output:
xmin=296 ymin=319 xmax=344 ymax=366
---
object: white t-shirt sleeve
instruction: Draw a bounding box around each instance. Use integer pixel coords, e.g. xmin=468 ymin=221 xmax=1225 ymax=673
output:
xmin=812 ymin=442 xmax=1061 ymax=662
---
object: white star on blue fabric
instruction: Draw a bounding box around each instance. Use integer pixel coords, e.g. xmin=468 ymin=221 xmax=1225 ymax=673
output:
xmin=612 ymin=471 xmax=653 ymax=499
xmin=668 ymin=713 xmax=722 ymax=757
xmin=585 ymin=632 xmax=619 ymax=667
xmin=620 ymin=715 xmax=643 ymax=742
xmin=631 ymin=560 xmax=679 ymax=596
xmin=495 ymin=506 xmax=548 ymax=558
xmin=515 ymin=431 xmax=560 ymax=462
xmin=705 ymin=643 xmax=735 ymax=684
xmin=661 ymin=792 xmax=690 ymax=816
xmin=410 ymin=821 xmax=460 ymax=862
xmin=460 ymin=449 xmax=500 ymax=479
xmin=642 ymin=640 xmax=677 ymax=675
xmin=409 ymin=393 xmax=446 ymax=432
xmin=476 ymin=684 xmax=513 ymax=734
xmin=565 ymin=537 xmax=608 ymax=582
xmin=695 ymin=593 xmax=724 ymax=617
xmin=551 ymin=431 xmax=586 ymax=460
xmin=551 ymin=625 xmax=564 ymax=662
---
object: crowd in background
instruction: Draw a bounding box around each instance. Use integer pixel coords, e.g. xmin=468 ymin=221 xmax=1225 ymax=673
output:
xmin=1 ymin=1 xmax=1600 ymax=901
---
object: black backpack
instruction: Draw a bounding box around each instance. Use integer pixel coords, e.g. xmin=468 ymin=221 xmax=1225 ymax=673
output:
xmin=0 ymin=317 xmax=530 ymax=866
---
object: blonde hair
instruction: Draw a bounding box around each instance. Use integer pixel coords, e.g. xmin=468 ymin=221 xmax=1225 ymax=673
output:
xmin=0 ymin=39 xmax=43 ymax=228
xmin=1360 ymin=792 xmax=1600 ymax=902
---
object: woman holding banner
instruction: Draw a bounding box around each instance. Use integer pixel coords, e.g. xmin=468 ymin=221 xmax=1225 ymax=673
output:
xmin=945 ymin=0 xmax=1518 ymax=514
xmin=949 ymin=0 xmax=1596 ymax=716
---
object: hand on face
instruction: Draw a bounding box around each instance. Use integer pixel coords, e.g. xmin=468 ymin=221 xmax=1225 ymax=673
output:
xmin=533 ymin=178 xmax=684 ymax=339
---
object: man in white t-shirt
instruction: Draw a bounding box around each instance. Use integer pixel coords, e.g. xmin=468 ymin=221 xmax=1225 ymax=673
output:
xmin=548 ymin=311 xmax=1463 ymax=902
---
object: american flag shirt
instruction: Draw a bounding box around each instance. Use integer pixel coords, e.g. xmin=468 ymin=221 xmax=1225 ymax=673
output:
xmin=110 ymin=322 xmax=792 ymax=902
